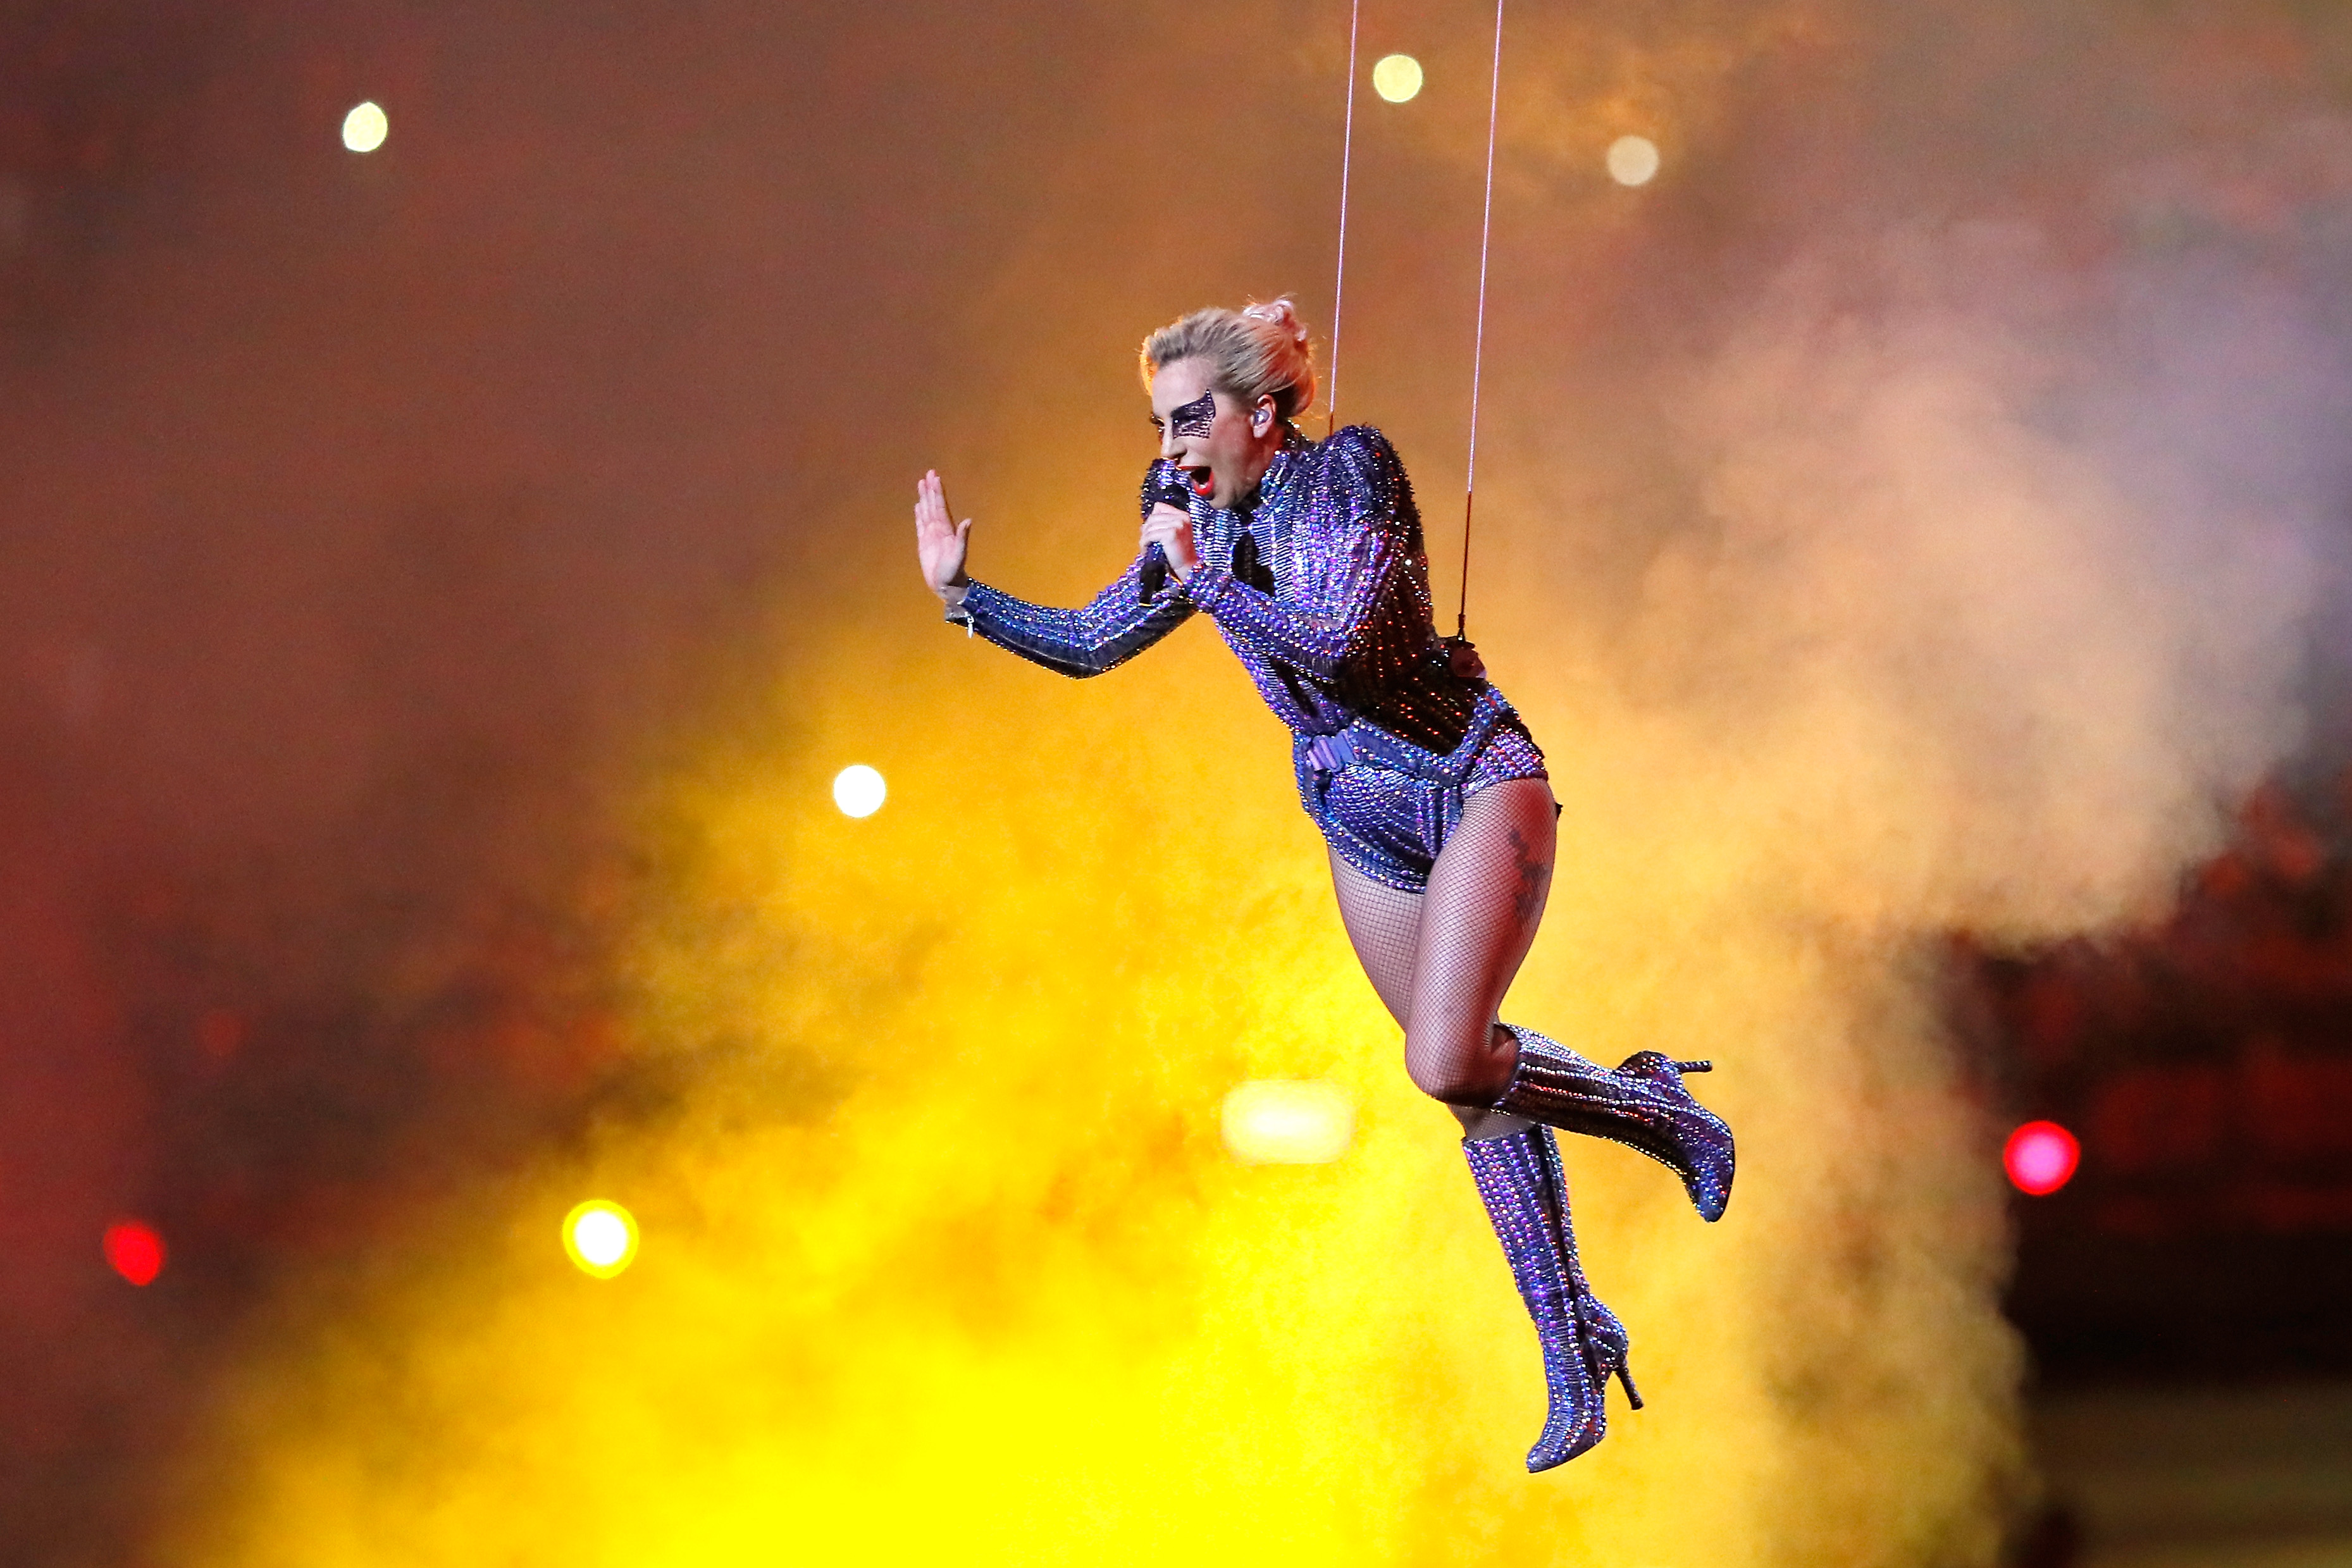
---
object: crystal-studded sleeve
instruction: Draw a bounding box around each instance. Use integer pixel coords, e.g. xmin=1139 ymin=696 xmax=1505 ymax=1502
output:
xmin=947 ymin=552 xmax=1192 ymax=679
xmin=943 ymin=460 xmax=1198 ymax=677
xmin=1184 ymin=427 xmax=1427 ymax=693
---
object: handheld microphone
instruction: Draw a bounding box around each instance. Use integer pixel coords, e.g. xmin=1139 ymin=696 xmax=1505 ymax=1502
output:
xmin=1138 ymin=467 xmax=1196 ymax=603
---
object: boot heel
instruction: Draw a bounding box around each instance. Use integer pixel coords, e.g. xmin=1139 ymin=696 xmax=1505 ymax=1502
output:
xmin=1612 ymin=1361 xmax=1643 ymax=1410
xmin=1672 ymin=1060 xmax=1712 ymax=1073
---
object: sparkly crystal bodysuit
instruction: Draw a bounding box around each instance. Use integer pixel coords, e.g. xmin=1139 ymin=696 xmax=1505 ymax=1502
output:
xmin=946 ymin=424 xmax=1547 ymax=891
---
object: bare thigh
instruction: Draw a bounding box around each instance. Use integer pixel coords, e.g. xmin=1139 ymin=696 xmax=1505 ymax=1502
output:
xmin=1402 ymin=778 xmax=1557 ymax=1104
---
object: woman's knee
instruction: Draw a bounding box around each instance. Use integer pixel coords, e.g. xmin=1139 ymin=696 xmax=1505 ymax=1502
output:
xmin=1404 ymin=1023 xmax=1511 ymax=1106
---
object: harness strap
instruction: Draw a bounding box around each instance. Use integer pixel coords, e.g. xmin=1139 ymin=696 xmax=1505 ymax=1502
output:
xmin=1296 ymin=683 xmax=1516 ymax=785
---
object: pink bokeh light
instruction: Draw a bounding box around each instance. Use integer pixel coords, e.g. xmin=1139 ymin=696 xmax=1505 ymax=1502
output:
xmin=2004 ymin=1121 xmax=2081 ymax=1196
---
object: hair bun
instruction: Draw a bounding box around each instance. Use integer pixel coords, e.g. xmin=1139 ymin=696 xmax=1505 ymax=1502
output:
xmin=1244 ymin=297 xmax=1311 ymax=345
xmin=1141 ymin=298 xmax=1320 ymax=423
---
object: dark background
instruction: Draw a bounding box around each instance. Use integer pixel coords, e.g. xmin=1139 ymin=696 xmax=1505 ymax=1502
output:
xmin=1971 ymin=770 xmax=2352 ymax=1385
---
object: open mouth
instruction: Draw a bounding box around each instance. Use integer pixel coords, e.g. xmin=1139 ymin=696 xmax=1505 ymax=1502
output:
xmin=1186 ymin=466 xmax=1214 ymax=497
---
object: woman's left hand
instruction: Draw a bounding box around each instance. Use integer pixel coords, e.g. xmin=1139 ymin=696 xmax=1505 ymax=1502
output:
xmin=1142 ymin=502 xmax=1202 ymax=581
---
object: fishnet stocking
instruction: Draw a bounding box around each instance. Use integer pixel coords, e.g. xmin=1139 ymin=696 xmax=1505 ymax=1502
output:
xmin=1330 ymin=777 xmax=1557 ymax=1125
xmin=1330 ymin=855 xmax=1421 ymax=1028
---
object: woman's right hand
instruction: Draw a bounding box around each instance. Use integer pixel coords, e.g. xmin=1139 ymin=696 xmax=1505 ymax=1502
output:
xmin=914 ymin=470 xmax=973 ymax=602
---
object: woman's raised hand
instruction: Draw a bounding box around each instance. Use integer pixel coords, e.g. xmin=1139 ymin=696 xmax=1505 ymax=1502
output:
xmin=914 ymin=470 xmax=972 ymax=602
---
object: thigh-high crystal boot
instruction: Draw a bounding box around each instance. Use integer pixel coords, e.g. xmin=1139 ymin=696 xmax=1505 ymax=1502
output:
xmin=1465 ymin=1125 xmax=1628 ymax=1471
xmin=1491 ymin=1025 xmax=1735 ymax=1221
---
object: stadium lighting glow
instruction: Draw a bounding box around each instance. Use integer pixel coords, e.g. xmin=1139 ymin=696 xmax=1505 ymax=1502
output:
xmin=832 ymin=764 xmax=887 ymax=818
xmin=2003 ymin=1120 xmax=2080 ymax=1196
xmin=102 ymin=1220 xmax=166 ymax=1286
xmin=1606 ymin=134 xmax=1660 ymax=187
xmin=1222 ymin=1080 xmax=1356 ymax=1164
xmin=562 ymin=1199 xmax=640 ymax=1278
xmin=342 ymin=101 xmax=388 ymax=154
xmin=1371 ymin=54 xmax=1424 ymax=104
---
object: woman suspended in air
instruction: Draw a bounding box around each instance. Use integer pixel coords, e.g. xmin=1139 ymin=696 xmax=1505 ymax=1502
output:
xmin=910 ymin=299 xmax=1733 ymax=1471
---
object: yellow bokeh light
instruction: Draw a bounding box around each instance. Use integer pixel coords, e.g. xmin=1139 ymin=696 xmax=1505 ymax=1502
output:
xmin=1371 ymin=54 xmax=1423 ymax=104
xmin=561 ymin=1199 xmax=639 ymax=1279
xmin=1607 ymin=134 xmax=1661 ymax=187
xmin=832 ymin=763 xmax=887 ymax=818
xmin=341 ymin=101 xmax=388 ymax=154
xmin=1221 ymin=1079 xmax=1355 ymax=1164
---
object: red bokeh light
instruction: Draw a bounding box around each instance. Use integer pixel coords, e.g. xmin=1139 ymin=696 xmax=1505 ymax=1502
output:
xmin=102 ymin=1221 xmax=165 ymax=1287
xmin=2004 ymin=1120 xmax=2081 ymax=1196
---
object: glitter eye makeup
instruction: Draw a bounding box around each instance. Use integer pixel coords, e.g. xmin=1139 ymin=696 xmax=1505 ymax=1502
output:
xmin=1169 ymin=391 xmax=1218 ymax=440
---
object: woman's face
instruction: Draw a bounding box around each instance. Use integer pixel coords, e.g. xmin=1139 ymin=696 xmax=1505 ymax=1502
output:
xmin=1148 ymin=357 xmax=1281 ymax=511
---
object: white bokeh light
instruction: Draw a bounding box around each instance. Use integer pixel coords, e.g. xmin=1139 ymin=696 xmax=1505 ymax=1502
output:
xmin=1371 ymin=54 xmax=1423 ymax=104
xmin=561 ymin=1199 xmax=640 ymax=1279
xmin=1222 ymin=1080 xmax=1356 ymax=1164
xmin=342 ymin=101 xmax=388 ymax=154
xmin=1606 ymin=134 xmax=1661 ymax=187
xmin=574 ymin=1209 xmax=628 ymax=1266
xmin=832 ymin=764 xmax=887 ymax=818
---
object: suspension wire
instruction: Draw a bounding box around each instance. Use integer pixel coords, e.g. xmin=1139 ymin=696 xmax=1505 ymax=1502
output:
xmin=1457 ymin=0 xmax=1504 ymax=640
xmin=1327 ymin=0 xmax=1362 ymax=440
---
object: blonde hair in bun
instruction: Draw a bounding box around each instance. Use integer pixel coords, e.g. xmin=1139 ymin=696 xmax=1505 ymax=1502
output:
xmin=1139 ymin=297 xmax=1320 ymax=423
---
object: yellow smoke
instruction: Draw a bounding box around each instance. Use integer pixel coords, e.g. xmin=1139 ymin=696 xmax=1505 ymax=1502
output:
xmin=154 ymin=13 xmax=2322 ymax=1566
